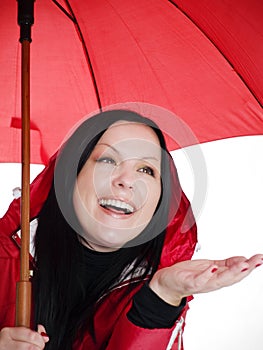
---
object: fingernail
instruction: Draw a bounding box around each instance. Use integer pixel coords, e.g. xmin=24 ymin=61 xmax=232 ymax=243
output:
xmin=241 ymin=268 xmax=248 ymax=272
xmin=255 ymin=264 xmax=262 ymax=268
xmin=41 ymin=332 xmax=49 ymax=337
xmin=211 ymin=268 xmax=218 ymax=273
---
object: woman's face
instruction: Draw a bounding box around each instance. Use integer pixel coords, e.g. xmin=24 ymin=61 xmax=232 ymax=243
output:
xmin=73 ymin=121 xmax=162 ymax=251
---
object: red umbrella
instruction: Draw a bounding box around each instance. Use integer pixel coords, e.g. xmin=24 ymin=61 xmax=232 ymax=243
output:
xmin=0 ymin=0 xmax=262 ymax=330
xmin=1 ymin=0 xmax=262 ymax=164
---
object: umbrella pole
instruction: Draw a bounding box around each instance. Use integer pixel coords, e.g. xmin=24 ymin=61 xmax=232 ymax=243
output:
xmin=16 ymin=0 xmax=35 ymax=328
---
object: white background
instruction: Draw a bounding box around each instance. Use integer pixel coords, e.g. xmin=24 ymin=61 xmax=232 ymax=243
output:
xmin=172 ymin=136 xmax=263 ymax=350
xmin=0 ymin=135 xmax=263 ymax=349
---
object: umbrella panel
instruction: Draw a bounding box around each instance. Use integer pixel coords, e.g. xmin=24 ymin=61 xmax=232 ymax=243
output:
xmin=0 ymin=0 xmax=262 ymax=164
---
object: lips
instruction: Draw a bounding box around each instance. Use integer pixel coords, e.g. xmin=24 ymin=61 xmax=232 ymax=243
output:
xmin=98 ymin=198 xmax=135 ymax=215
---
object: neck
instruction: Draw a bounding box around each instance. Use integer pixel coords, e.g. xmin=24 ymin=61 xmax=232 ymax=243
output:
xmin=78 ymin=235 xmax=121 ymax=253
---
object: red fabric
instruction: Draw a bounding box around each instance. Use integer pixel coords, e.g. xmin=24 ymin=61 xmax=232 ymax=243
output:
xmin=0 ymin=0 xmax=262 ymax=164
xmin=73 ymin=286 xmax=189 ymax=349
xmin=0 ymin=155 xmax=197 ymax=349
xmin=172 ymin=0 xmax=263 ymax=105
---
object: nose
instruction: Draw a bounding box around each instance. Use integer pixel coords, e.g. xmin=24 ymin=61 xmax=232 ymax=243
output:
xmin=111 ymin=162 xmax=135 ymax=190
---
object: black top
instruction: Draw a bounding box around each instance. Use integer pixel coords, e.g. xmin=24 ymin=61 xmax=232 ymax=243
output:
xmin=76 ymin=243 xmax=186 ymax=329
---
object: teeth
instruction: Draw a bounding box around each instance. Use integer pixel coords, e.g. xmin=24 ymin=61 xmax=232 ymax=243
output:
xmin=99 ymin=199 xmax=134 ymax=213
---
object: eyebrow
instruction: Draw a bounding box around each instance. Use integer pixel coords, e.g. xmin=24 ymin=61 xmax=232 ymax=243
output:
xmin=96 ymin=143 xmax=120 ymax=154
xmin=96 ymin=143 xmax=160 ymax=162
xmin=141 ymin=156 xmax=160 ymax=162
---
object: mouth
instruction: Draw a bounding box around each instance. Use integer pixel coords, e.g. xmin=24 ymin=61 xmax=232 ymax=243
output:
xmin=98 ymin=198 xmax=135 ymax=215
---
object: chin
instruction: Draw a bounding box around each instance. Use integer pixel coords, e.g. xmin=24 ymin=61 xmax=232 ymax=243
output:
xmin=96 ymin=234 xmax=129 ymax=250
xmin=81 ymin=223 xmax=147 ymax=250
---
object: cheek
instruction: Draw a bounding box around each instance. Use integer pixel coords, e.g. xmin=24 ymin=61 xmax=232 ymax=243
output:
xmin=150 ymin=187 xmax=161 ymax=209
xmin=77 ymin=162 xmax=110 ymax=199
xmin=72 ymin=184 xmax=88 ymax=221
xmin=76 ymin=163 xmax=94 ymax=195
xmin=142 ymin=181 xmax=161 ymax=216
xmin=92 ymin=164 xmax=114 ymax=196
xmin=130 ymin=177 xmax=161 ymax=212
xmin=73 ymin=174 xmax=98 ymax=221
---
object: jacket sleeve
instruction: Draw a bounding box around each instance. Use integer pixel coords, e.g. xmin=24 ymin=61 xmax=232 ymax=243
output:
xmin=106 ymin=299 xmax=188 ymax=350
xmin=0 ymin=156 xmax=56 ymax=329
xmin=0 ymin=232 xmax=20 ymax=329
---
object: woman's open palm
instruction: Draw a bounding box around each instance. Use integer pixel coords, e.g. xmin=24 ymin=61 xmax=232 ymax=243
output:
xmin=150 ymin=254 xmax=263 ymax=305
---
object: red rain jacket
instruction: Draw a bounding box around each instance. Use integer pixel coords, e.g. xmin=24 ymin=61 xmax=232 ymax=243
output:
xmin=0 ymin=155 xmax=197 ymax=349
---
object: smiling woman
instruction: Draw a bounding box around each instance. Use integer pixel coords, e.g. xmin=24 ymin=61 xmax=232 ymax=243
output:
xmin=0 ymin=109 xmax=262 ymax=350
xmin=73 ymin=121 xmax=162 ymax=251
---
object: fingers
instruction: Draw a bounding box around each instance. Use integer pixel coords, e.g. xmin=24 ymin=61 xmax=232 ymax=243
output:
xmin=210 ymin=254 xmax=263 ymax=290
xmin=0 ymin=326 xmax=48 ymax=349
xmin=214 ymin=256 xmax=248 ymax=269
xmin=233 ymin=254 xmax=263 ymax=280
xmin=193 ymin=264 xmax=219 ymax=292
xmin=214 ymin=254 xmax=263 ymax=273
xmin=225 ymin=254 xmax=263 ymax=275
xmin=245 ymin=254 xmax=263 ymax=269
xmin=191 ymin=254 xmax=263 ymax=294
xmin=37 ymin=325 xmax=49 ymax=344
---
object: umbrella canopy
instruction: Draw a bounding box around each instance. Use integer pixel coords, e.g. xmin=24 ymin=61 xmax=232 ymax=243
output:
xmin=0 ymin=0 xmax=262 ymax=165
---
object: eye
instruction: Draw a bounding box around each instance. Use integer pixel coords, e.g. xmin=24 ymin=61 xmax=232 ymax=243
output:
xmin=96 ymin=157 xmax=116 ymax=165
xmin=138 ymin=166 xmax=155 ymax=177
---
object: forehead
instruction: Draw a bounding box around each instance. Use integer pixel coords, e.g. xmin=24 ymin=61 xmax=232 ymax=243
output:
xmin=95 ymin=121 xmax=162 ymax=162
xmin=99 ymin=121 xmax=161 ymax=146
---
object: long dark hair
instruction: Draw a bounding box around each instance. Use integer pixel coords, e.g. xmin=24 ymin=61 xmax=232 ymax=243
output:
xmin=33 ymin=110 xmax=181 ymax=349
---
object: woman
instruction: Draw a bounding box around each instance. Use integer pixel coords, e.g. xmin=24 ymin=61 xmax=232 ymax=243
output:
xmin=0 ymin=110 xmax=262 ymax=349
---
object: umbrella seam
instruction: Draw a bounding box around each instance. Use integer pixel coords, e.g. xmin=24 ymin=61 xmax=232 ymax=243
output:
xmin=167 ymin=0 xmax=263 ymax=108
xmin=51 ymin=0 xmax=76 ymax=23
xmin=52 ymin=0 xmax=102 ymax=110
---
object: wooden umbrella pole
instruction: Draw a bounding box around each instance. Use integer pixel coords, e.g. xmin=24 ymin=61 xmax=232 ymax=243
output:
xmin=16 ymin=39 xmax=32 ymax=328
xmin=16 ymin=0 xmax=35 ymax=328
